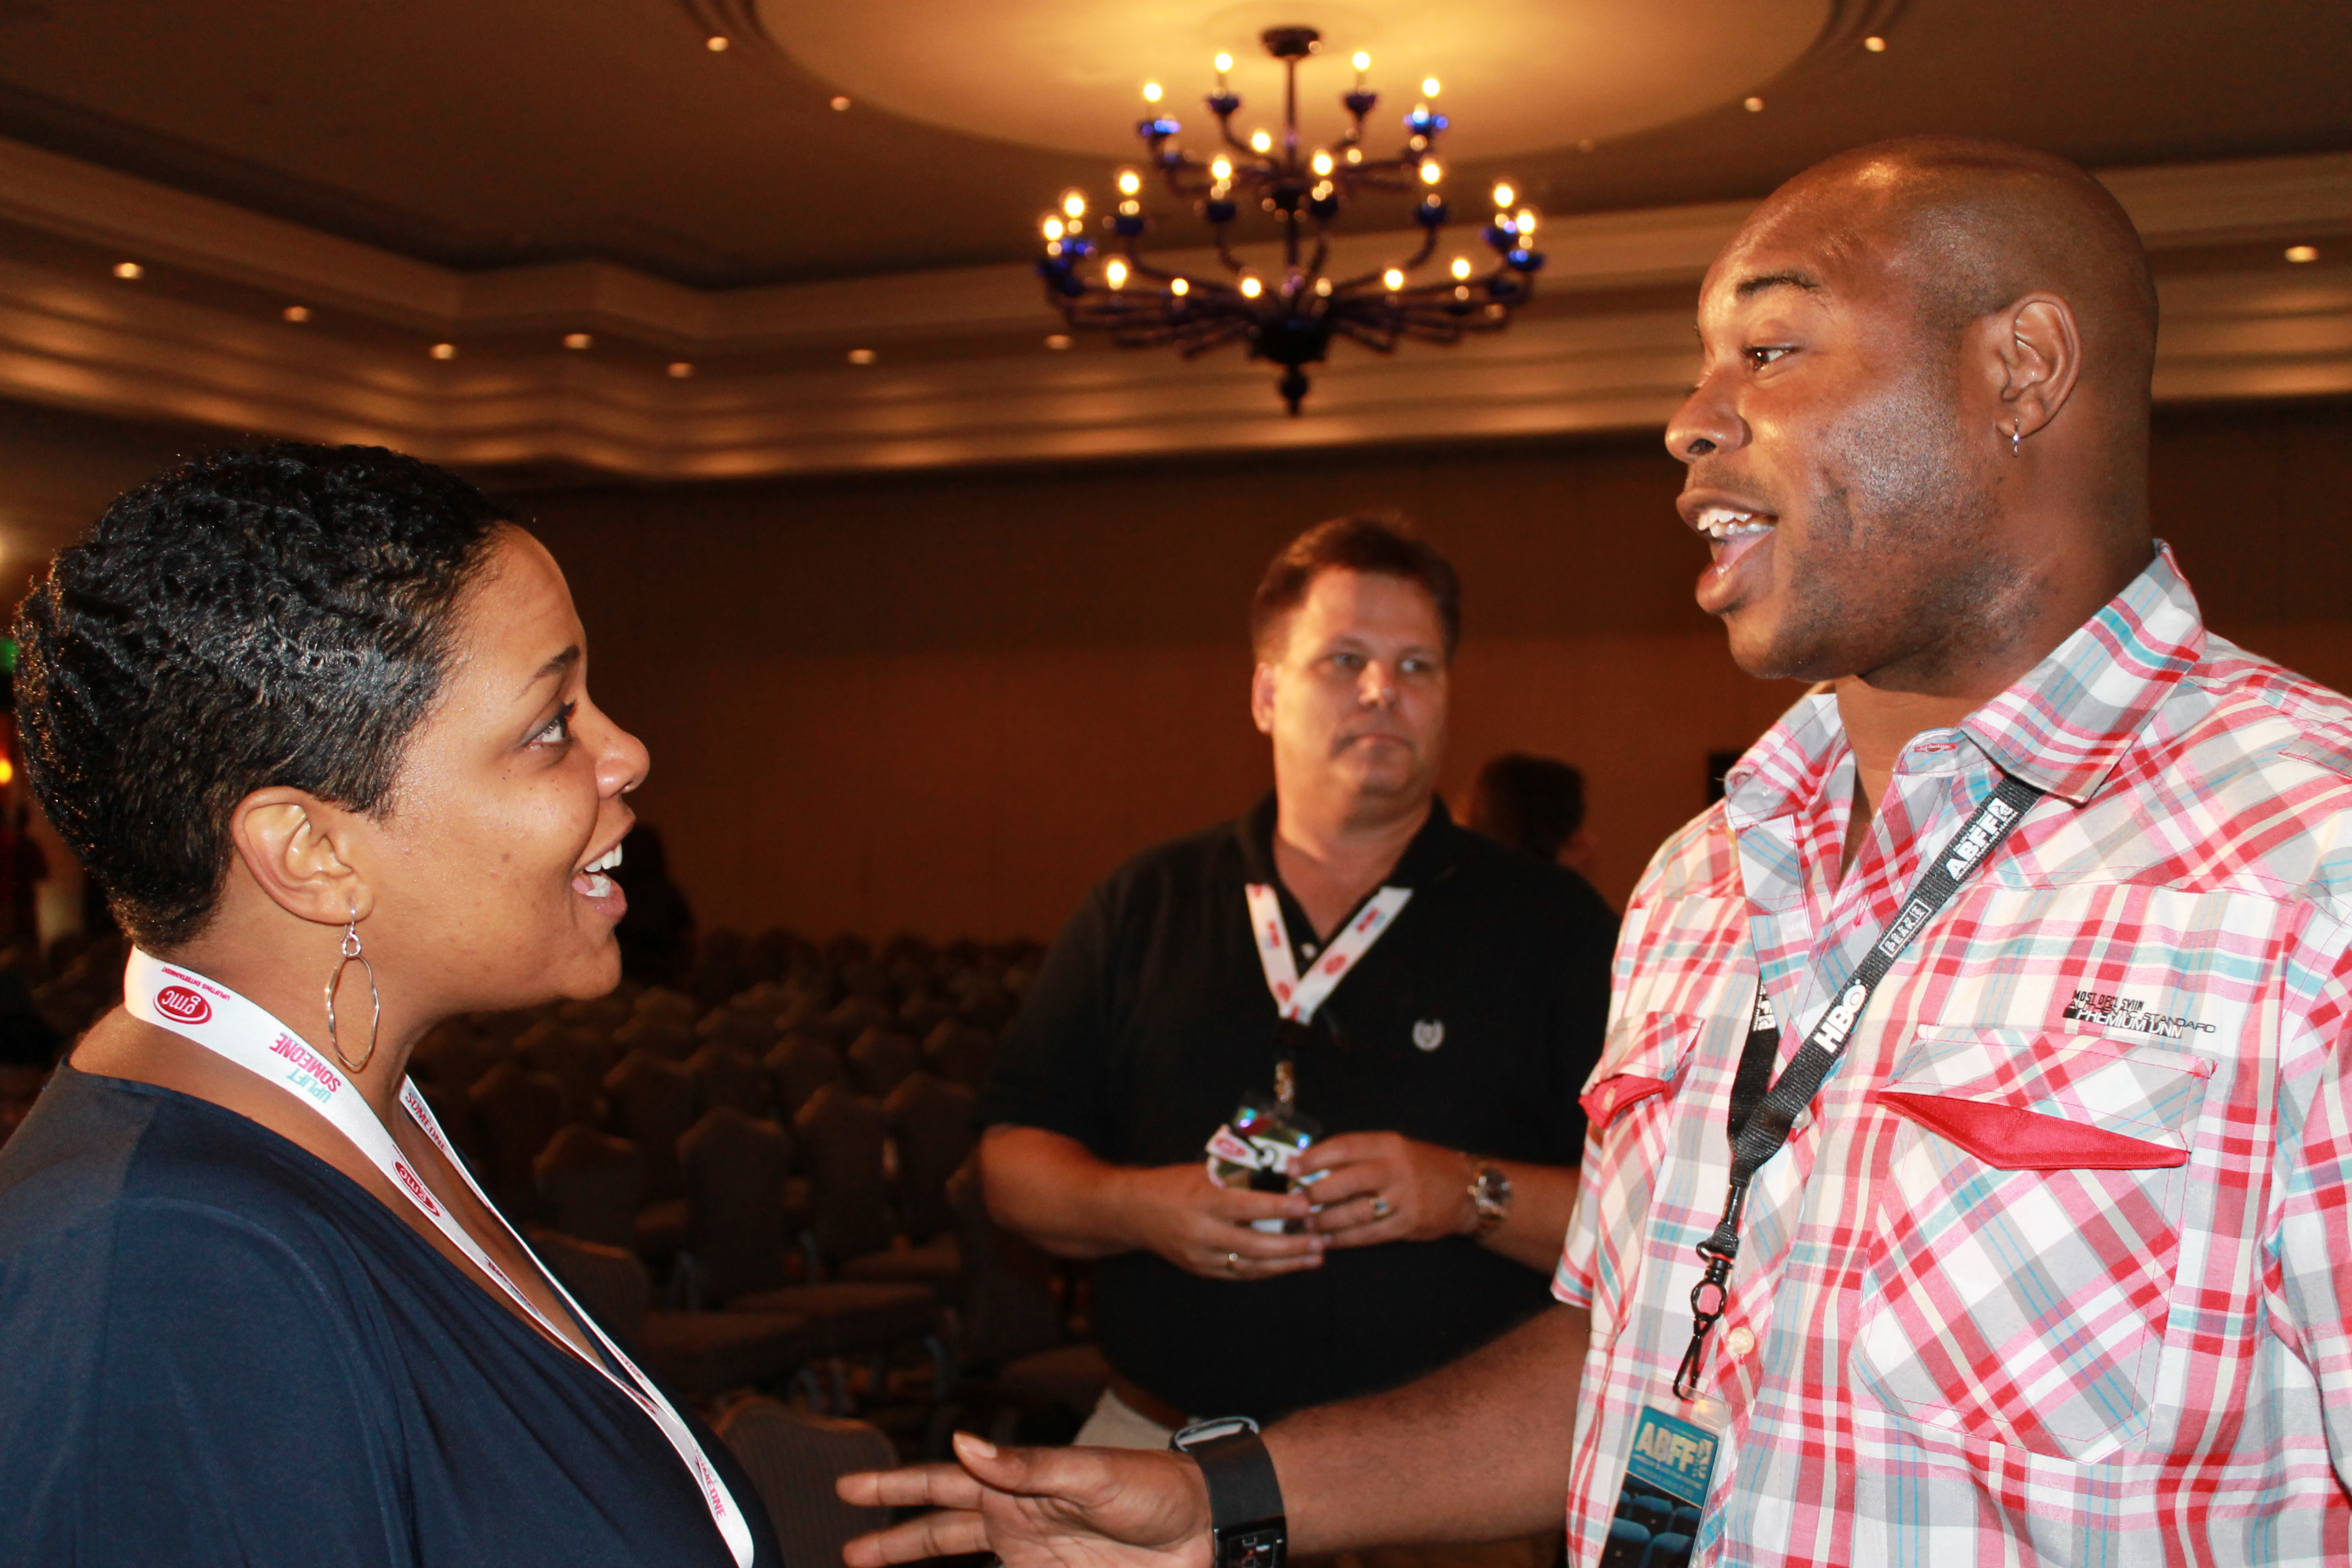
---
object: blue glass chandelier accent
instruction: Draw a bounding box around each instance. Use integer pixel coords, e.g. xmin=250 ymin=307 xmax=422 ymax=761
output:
xmin=1036 ymin=26 xmax=1547 ymax=415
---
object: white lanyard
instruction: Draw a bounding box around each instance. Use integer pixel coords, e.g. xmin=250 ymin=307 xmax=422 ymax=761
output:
xmin=1243 ymin=881 xmax=1412 ymax=1023
xmin=125 ymin=949 xmax=755 ymax=1568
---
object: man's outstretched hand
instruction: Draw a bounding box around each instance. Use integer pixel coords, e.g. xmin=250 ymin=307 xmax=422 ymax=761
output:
xmin=839 ymin=1432 xmax=1213 ymax=1568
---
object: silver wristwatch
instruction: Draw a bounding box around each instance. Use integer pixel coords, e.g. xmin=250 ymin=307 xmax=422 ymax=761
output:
xmin=1466 ymin=1158 xmax=1512 ymax=1239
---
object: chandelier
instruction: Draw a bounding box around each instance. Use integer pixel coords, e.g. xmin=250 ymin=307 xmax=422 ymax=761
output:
xmin=1035 ymin=26 xmax=1546 ymax=415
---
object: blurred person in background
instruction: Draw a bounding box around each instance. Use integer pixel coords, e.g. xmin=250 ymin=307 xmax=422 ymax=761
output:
xmin=977 ymin=515 xmax=1618 ymax=1525
xmin=613 ymin=821 xmax=697 ymax=989
xmin=0 ymin=444 xmax=777 ymax=1566
xmin=1467 ymin=753 xmax=1600 ymax=886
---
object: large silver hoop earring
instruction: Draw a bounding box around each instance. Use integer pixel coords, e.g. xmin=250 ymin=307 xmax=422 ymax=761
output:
xmin=325 ymin=916 xmax=380 ymax=1074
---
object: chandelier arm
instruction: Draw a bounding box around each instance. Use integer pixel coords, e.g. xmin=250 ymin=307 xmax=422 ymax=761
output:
xmin=1304 ymin=226 xmax=1330 ymax=281
xmin=1213 ymin=232 xmax=1250 ymax=276
xmin=1177 ymin=322 xmax=1253 ymax=358
xmin=1329 ymin=318 xmax=1403 ymax=353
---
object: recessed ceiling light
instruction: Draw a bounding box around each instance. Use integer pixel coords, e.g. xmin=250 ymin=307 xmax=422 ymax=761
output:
xmin=2285 ymin=244 xmax=2320 ymax=263
xmin=563 ymin=332 xmax=594 ymax=350
xmin=1578 ymin=138 xmax=1597 ymax=153
xmin=1044 ymin=334 xmax=1072 ymax=351
xmin=431 ymin=342 xmax=457 ymax=360
xmin=1864 ymin=35 xmax=1887 ymax=51
xmin=847 ymin=348 xmax=876 ymax=365
xmin=706 ymin=35 xmax=729 ymax=51
xmin=112 ymin=261 xmax=143 ymax=280
xmin=830 ymin=95 xmax=851 ymax=111
xmin=282 ymin=304 xmax=311 ymax=323
xmin=1744 ymin=96 xmax=1765 ymax=112
xmin=668 ymin=361 xmax=696 ymax=378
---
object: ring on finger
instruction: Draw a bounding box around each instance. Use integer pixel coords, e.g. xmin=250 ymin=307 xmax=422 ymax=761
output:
xmin=1369 ymin=1193 xmax=1393 ymax=1219
xmin=1226 ymin=1251 xmax=1241 ymax=1273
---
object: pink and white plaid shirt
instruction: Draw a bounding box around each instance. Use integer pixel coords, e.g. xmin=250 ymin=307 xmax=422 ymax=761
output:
xmin=1555 ymin=545 xmax=2352 ymax=1565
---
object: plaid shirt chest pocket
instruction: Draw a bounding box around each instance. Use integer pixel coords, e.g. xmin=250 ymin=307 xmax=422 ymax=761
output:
xmin=1851 ymin=1025 xmax=2214 ymax=1462
xmin=1578 ymin=1011 xmax=1701 ymax=1343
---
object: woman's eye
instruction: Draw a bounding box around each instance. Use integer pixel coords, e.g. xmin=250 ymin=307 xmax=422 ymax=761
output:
xmin=530 ymin=703 xmax=576 ymax=747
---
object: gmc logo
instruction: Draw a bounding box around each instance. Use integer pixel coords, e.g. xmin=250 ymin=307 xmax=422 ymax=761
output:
xmin=155 ymin=986 xmax=212 ymax=1025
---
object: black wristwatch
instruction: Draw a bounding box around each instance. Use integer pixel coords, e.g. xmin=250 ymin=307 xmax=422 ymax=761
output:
xmin=1169 ymin=1418 xmax=1286 ymax=1568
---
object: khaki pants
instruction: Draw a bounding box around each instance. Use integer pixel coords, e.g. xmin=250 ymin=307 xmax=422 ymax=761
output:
xmin=1070 ymin=1390 xmax=1562 ymax=1568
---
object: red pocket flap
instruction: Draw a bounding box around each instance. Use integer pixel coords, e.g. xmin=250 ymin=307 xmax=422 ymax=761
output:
xmin=1582 ymin=1075 xmax=1671 ymax=1131
xmin=1876 ymin=1090 xmax=2189 ymax=1171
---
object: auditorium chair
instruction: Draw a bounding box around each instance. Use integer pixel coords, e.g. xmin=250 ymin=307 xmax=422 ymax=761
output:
xmin=687 ymin=1042 xmax=774 ymax=1120
xmin=527 ymin=1229 xmax=821 ymax=1405
xmin=533 ymin=1125 xmax=644 ymax=1251
xmin=883 ymin=1071 xmax=976 ymax=1244
xmin=516 ymin=1019 xmax=617 ymax=1125
xmin=613 ymin=1008 xmax=694 ymax=1063
xmin=921 ymin=1020 xmax=995 ymax=1087
xmin=602 ymin=1049 xmax=694 ymax=1195
xmin=466 ymin=1057 xmax=568 ymax=1219
xmin=824 ymin=994 xmax=893 ymax=1044
xmin=765 ymin=1031 xmax=850 ymax=1119
xmin=845 ymin=1026 xmax=920 ymax=1099
xmin=714 ymin=1398 xmax=895 ymax=1568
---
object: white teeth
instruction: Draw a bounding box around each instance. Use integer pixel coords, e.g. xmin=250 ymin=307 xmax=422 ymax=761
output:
xmin=1695 ymin=505 xmax=1773 ymax=542
xmin=579 ymin=872 xmax=616 ymax=898
xmin=584 ymin=843 xmax=624 ymax=875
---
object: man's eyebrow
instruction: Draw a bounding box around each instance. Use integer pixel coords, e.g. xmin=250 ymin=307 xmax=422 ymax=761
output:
xmin=1734 ymin=270 xmax=1824 ymax=301
xmin=521 ymin=644 xmax=579 ymax=696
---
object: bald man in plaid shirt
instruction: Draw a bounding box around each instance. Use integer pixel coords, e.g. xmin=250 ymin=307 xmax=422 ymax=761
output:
xmin=844 ymin=135 xmax=2352 ymax=1566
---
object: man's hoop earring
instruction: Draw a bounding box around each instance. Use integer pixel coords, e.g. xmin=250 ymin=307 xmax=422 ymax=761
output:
xmin=2010 ymin=420 xmax=2023 ymax=457
xmin=324 ymin=916 xmax=381 ymax=1074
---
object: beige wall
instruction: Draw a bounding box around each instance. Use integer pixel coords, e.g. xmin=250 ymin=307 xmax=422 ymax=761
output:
xmin=508 ymin=398 xmax=2352 ymax=941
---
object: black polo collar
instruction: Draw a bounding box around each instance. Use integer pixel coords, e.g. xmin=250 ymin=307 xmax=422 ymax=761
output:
xmin=1232 ymin=790 xmax=1462 ymax=897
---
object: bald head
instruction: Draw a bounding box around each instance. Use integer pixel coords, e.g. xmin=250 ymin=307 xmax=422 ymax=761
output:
xmin=1752 ymin=136 xmax=2158 ymax=413
xmin=1669 ymin=137 xmax=2164 ymax=698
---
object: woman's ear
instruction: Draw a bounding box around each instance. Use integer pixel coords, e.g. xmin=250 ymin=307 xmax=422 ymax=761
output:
xmin=228 ymin=788 xmax=372 ymax=928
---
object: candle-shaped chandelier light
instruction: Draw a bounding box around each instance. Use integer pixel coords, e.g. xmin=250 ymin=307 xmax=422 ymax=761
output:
xmin=1036 ymin=26 xmax=1545 ymax=415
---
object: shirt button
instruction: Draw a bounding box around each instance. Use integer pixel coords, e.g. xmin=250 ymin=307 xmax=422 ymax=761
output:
xmin=1723 ymin=1326 xmax=1756 ymax=1356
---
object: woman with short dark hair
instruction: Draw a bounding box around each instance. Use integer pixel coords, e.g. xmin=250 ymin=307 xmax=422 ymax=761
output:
xmin=0 ymin=444 xmax=777 ymax=1566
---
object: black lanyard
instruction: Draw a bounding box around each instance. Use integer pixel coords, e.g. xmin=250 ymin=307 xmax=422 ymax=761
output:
xmin=1671 ymin=772 xmax=2047 ymax=1400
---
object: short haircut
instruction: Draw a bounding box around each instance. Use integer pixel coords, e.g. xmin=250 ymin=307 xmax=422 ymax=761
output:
xmin=12 ymin=444 xmax=505 ymax=950
xmin=1248 ymin=513 xmax=1461 ymax=661
xmin=1469 ymin=753 xmax=1587 ymax=861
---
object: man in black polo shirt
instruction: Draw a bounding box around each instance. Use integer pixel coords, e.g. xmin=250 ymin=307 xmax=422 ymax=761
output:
xmin=978 ymin=514 xmax=1616 ymax=1442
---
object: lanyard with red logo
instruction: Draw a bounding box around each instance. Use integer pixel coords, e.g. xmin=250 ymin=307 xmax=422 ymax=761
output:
xmin=125 ymin=948 xmax=756 ymax=1568
xmin=1243 ymin=882 xmax=1412 ymax=1025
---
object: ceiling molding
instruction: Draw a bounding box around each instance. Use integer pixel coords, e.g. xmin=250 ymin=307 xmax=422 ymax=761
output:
xmin=0 ymin=136 xmax=2345 ymax=479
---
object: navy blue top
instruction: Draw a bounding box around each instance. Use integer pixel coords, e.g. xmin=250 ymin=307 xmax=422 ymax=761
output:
xmin=0 ymin=1063 xmax=781 ymax=1568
